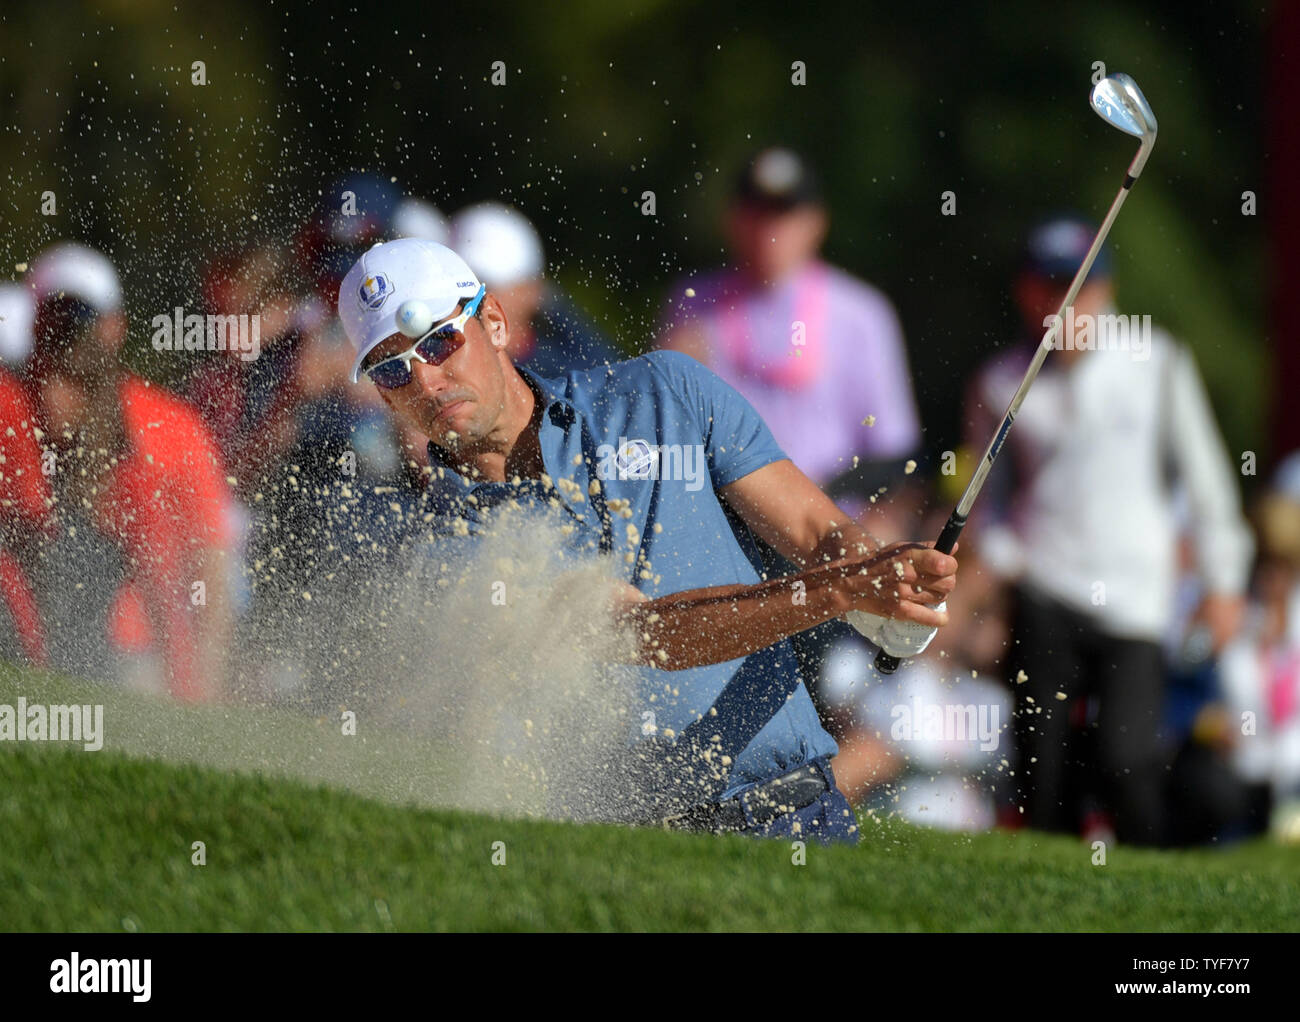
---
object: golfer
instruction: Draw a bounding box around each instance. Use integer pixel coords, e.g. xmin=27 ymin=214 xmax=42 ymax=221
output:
xmin=338 ymin=238 xmax=958 ymax=844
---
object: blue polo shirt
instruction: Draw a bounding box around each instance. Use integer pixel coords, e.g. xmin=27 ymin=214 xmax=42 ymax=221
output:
xmin=422 ymin=350 xmax=839 ymax=807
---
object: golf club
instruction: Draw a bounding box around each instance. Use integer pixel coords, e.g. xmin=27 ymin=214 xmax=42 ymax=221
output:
xmin=873 ymin=72 xmax=1158 ymax=674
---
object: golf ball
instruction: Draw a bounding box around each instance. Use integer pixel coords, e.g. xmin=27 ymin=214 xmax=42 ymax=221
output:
xmin=396 ymin=299 xmax=433 ymax=337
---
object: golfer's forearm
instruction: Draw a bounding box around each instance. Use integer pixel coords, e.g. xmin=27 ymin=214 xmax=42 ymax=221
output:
xmin=809 ymin=520 xmax=880 ymax=569
xmin=718 ymin=460 xmax=883 ymax=571
xmin=618 ymin=563 xmax=851 ymax=670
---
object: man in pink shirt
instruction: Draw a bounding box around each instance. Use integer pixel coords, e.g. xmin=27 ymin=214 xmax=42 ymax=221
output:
xmin=658 ymin=146 xmax=921 ymax=498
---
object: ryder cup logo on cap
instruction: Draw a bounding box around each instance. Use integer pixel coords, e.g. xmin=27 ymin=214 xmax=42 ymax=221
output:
xmin=338 ymin=237 xmax=481 ymax=384
xmin=358 ymin=272 xmax=394 ymax=311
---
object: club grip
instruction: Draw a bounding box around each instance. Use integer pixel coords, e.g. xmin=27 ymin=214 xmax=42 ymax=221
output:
xmin=933 ymin=510 xmax=967 ymax=556
xmin=872 ymin=510 xmax=967 ymax=675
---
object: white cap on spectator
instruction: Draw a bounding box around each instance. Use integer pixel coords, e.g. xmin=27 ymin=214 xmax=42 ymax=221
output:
xmin=338 ymin=238 xmax=481 ymax=383
xmin=27 ymin=242 xmax=123 ymax=312
xmin=450 ymin=202 xmax=544 ymax=288
xmin=0 ymin=283 xmax=35 ymax=363
xmin=391 ymin=198 xmax=450 ymax=246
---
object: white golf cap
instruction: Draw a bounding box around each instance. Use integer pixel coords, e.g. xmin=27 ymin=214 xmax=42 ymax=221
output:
xmin=450 ymin=202 xmax=544 ymax=288
xmin=27 ymin=242 xmax=123 ymax=313
xmin=391 ymin=198 xmax=450 ymax=246
xmin=0 ymin=283 xmax=35 ymax=364
xmin=338 ymin=237 xmax=481 ymax=384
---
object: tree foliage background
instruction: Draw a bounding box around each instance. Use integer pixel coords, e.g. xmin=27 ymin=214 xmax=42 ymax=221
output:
xmin=0 ymin=0 xmax=1270 ymax=466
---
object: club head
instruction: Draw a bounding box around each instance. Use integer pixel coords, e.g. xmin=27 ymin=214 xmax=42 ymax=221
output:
xmin=1091 ymin=72 xmax=1158 ymax=179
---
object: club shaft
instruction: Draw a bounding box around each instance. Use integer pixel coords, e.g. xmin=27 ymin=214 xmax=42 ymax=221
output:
xmin=954 ymin=179 xmax=1133 ymax=519
xmin=873 ymin=175 xmax=1135 ymax=675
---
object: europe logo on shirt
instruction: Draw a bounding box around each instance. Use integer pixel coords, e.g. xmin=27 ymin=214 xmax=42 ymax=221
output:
xmin=614 ymin=438 xmax=658 ymax=480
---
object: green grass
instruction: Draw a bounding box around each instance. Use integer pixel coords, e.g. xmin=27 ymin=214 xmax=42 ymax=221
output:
xmin=1 ymin=665 xmax=1297 ymax=931
xmin=0 ymin=660 xmax=460 ymax=808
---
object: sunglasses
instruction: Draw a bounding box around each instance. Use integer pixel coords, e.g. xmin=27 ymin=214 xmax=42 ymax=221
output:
xmin=364 ymin=285 xmax=487 ymax=389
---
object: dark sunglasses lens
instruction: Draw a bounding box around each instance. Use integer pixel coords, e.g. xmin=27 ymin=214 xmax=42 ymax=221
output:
xmin=416 ymin=325 xmax=460 ymax=365
xmin=369 ymin=358 xmax=412 ymax=389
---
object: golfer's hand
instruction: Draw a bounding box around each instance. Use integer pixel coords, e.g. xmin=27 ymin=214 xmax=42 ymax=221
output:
xmin=833 ymin=541 xmax=957 ymax=627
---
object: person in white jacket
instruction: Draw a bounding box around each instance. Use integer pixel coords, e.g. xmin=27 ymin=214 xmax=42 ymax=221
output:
xmin=967 ymin=215 xmax=1254 ymax=845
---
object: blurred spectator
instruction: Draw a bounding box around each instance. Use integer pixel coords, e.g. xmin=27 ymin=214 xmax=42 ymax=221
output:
xmin=1217 ymin=452 xmax=1300 ymax=841
xmin=968 ymin=215 xmax=1254 ymax=844
xmin=0 ymin=282 xmax=47 ymax=665
xmin=391 ymin=197 xmax=450 ymax=245
xmin=450 ymin=201 xmax=619 ymax=377
xmin=186 ymin=244 xmax=305 ymax=491
xmin=181 ymin=243 xmax=315 ymax=629
xmin=659 ymin=146 xmax=920 ymax=493
xmin=0 ymin=283 xmax=35 ymax=364
xmin=6 ymin=243 xmax=236 ymax=702
xmin=242 ymin=175 xmax=431 ymax=699
xmin=820 ymin=486 xmax=1013 ymax=829
xmin=1155 ymin=523 xmax=1266 ymax=845
xmin=824 ymin=640 xmax=1011 ymax=831
xmin=297 ymin=172 xmax=400 ymax=304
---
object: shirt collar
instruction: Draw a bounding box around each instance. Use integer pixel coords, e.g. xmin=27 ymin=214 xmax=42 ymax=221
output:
xmin=424 ymin=363 xmax=577 ymax=501
xmin=516 ymin=362 xmax=572 ymax=415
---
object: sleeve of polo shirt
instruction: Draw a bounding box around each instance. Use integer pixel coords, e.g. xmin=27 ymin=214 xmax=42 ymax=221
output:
xmin=644 ymin=350 xmax=788 ymax=488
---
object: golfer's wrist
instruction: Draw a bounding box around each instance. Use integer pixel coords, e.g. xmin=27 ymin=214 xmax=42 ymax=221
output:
xmin=797 ymin=563 xmax=855 ymax=619
xmin=813 ymin=527 xmax=879 ymax=567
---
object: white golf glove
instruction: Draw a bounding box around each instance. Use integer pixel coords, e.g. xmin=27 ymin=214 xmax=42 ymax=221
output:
xmin=845 ymin=602 xmax=945 ymax=661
